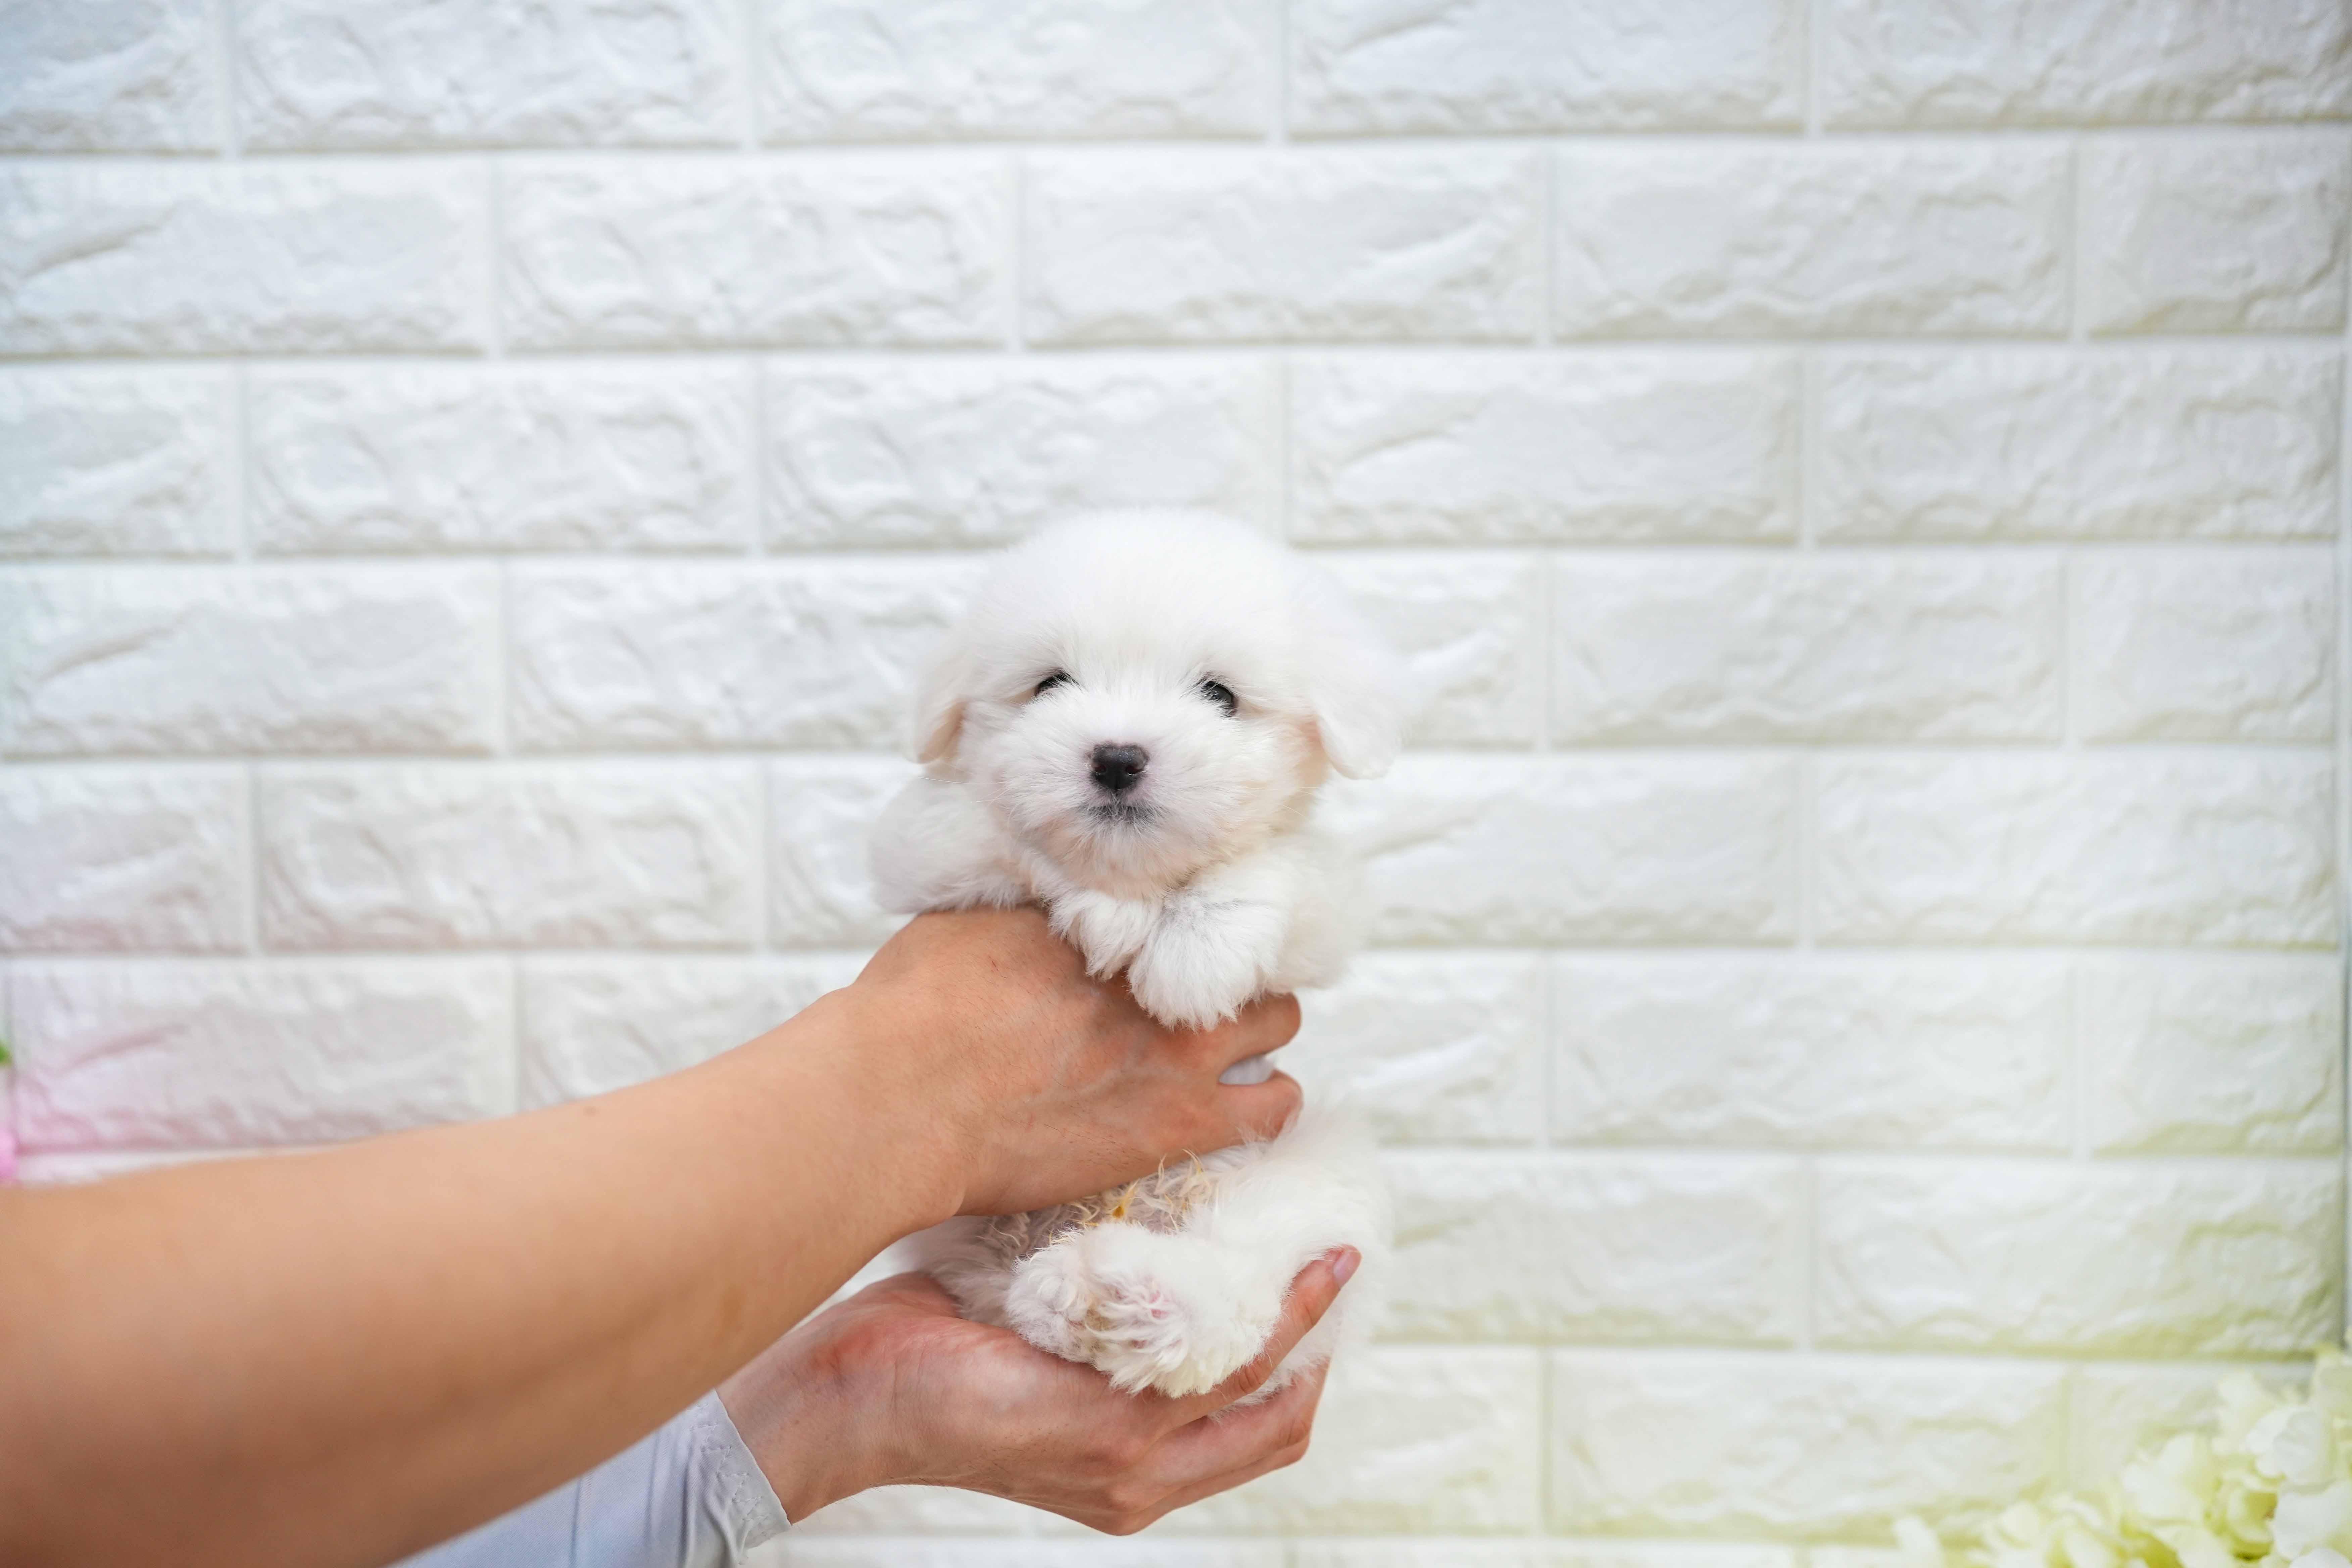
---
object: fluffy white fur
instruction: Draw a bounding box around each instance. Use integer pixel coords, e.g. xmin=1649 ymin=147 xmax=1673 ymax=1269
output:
xmin=869 ymin=512 xmax=1398 ymax=1400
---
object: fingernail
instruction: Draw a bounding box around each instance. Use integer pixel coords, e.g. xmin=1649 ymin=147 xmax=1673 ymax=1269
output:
xmin=1329 ymin=1247 xmax=1361 ymax=1286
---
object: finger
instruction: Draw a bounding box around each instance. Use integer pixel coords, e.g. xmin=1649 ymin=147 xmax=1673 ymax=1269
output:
xmin=1184 ymin=993 xmax=1303 ymax=1074
xmin=1156 ymin=1249 xmax=1354 ymax=1426
xmin=1206 ymin=1069 xmax=1302 ymax=1147
xmin=1104 ymin=1383 xmax=1325 ymax=1537
xmin=1152 ymin=1355 xmax=1330 ymax=1494
xmin=1147 ymin=1433 xmax=1315 ymax=1523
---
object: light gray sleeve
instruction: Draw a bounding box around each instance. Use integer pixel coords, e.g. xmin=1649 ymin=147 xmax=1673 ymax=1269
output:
xmin=395 ymin=1392 xmax=790 ymax=1568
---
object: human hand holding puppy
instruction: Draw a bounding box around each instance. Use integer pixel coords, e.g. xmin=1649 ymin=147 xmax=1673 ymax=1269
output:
xmin=723 ymin=907 xmax=1338 ymax=1533
xmin=845 ymin=903 xmax=1307 ymax=1216
xmin=721 ymin=1250 xmax=1356 ymax=1532
xmin=0 ymin=906 xmax=1320 ymax=1567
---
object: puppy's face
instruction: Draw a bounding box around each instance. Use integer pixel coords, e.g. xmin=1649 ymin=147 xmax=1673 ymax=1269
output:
xmin=915 ymin=517 xmax=1399 ymax=893
xmin=960 ymin=636 xmax=1319 ymax=890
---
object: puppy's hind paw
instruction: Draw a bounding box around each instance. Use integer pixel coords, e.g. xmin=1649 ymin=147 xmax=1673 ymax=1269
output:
xmin=1004 ymin=1226 xmax=1274 ymax=1398
xmin=1002 ymin=1238 xmax=1093 ymax=1364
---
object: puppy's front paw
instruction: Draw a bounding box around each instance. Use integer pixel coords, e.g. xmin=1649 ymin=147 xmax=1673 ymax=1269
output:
xmin=1126 ymin=894 xmax=1286 ymax=1031
xmin=1004 ymin=1225 xmax=1275 ymax=1398
xmin=1049 ymin=890 xmax=1158 ymax=979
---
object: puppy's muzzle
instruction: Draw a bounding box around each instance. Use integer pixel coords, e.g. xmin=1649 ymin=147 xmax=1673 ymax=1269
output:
xmin=1089 ymin=743 xmax=1149 ymax=796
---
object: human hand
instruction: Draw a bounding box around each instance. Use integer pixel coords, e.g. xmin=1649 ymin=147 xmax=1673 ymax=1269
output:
xmin=839 ymin=907 xmax=1303 ymax=1217
xmin=718 ymin=1249 xmax=1353 ymax=1533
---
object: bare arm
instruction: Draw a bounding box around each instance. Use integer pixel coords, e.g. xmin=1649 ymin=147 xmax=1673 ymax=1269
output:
xmin=0 ymin=909 xmax=1302 ymax=1568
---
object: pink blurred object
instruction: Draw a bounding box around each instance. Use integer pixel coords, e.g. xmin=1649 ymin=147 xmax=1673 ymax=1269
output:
xmin=0 ymin=1121 xmax=14 ymax=1186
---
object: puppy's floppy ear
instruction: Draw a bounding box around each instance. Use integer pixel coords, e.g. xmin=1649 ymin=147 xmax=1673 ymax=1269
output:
xmin=1290 ymin=564 xmax=1403 ymax=780
xmin=910 ymin=629 xmax=973 ymax=764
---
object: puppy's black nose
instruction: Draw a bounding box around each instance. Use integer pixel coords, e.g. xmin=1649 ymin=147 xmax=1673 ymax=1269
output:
xmin=1090 ymin=743 xmax=1149 ymax=796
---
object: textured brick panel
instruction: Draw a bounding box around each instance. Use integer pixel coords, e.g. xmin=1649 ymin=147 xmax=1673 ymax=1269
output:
xmin=1549 ymin=1351 xmax=2067 ymax=1536
xmin=0 ymin=768 xmax=246 ymax=952
xmin=250 ymin=363 xmax=752 ymax=554
xmin=259 ymin=765 xmax=761 ymax=949
xmin=1323 ymin=551 xmax=1543 ymax=746
xmin=1025 ymin=149 xmax=1541 ymax=344
xmin=1155 ymin=1349 xmax=1541 ymax=1534
xmin=235 ymin=0 xmax=739 ymax=148
xmin=1553 ymin=144 xmax=2069 ymax=337
xmin=760 ymin=0 xmax=1269 ymax=140
xmin=2081 ymin=956 xmax=2344 ymax=1155
xmin=1814 ymin=754 xmax=2337 ymax=946
xmin=764 ymin=358 xmax=1276 ymax=547
xmin=1819 ymin=349 xmax=2342 ymax=541
xmin=0 ymin=368 xmax=234 ymax=557
xmin=1551 ymin=554 xmax=2062 ymax=742
xmin=1290 ymin=353 xmax=1798 ymax=544
xmin=0 ymin=0 xmax=218 ymax=151
xmin=520 ymin=956 xmax=863 ymax=1106
xmin=1380 ymin=1152 xmax=1801 ymax=1344
xmin=1290 ymin=0 xmax=1802 ymax=133
xmin=6 ymin=5 xmax=2346 ymax=1550
xmin=1552 ymin=956 xmax=2070 ymax=1150
xmin=2085 ymin=132 xmax=2351 ymax=333
xmin=510 ymin=560 xmax=973 ymax=751
xmin=769 ymin=757 xmax=918 ymax=948
xmin=1815 ymin=1159 xmax=2341 ymax=1354
xmin=11 ymin=961 xmax=511 ymax=1149
xmin=1822 ymin=0 xmax=2352 ymax=126
xmin=2073 ymin=547 xmax=2336 ymax=741
xmin=1328 ymin=756 xmax=1799 ymax=945
xmin=2 ymin=567 xmax=500 ymax=755
xmin=501 ymin=156 xmax=1006 ymax=349
xmin=1286 ymin=952 xmax=1546 ymax=1145
xmin=0 ymin=162 xmax=488 ymax=355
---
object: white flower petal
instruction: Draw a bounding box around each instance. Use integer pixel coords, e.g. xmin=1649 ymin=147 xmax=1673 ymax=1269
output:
xmin=2257 ymin=1408 xmax=2341 ymax=1488
xmin=2122 ymin=1436 xmax=2220 ymax=1524
xmin=2275 ymin=1480 xmax=2352 ymax=1559
xmin=1896 ymin=1515 xmax=1948 ymax=1568
xmin=2222 ymin=1373 xmax=2291 ymax=1448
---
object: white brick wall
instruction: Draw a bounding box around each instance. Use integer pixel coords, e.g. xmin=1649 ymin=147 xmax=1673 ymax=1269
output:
xmin=0 ymin=3 xmax=2342 ymax=1561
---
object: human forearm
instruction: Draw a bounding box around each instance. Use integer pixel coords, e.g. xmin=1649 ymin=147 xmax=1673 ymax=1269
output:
xmin=0 ymin=991 xmax=940 ymax=1568
xmin=0 ymin=908 xmax=1301 ymax=1566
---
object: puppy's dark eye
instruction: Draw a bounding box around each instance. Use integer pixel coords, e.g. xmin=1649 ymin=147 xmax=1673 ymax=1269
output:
xmin=1033 ymin=670 xmax=1074 ymax=698
xmin=1198 ymin=679 xmax=1239 ymax=717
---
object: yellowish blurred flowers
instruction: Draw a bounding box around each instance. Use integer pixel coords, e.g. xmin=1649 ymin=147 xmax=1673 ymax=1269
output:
xmin=1898 ymin=1351 xmax=2352 ymax=1568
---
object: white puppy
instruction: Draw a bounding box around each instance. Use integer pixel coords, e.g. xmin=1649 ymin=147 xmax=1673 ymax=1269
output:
xmin=869 ymin=512 xmax=1396 ymax=1400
